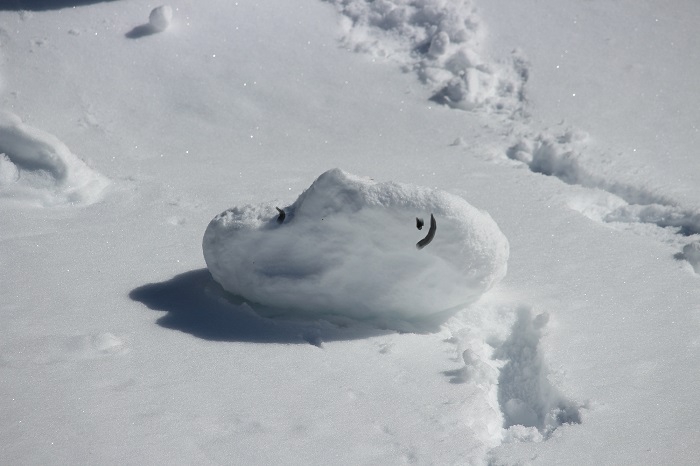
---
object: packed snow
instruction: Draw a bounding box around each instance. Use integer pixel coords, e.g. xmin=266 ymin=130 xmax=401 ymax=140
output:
xmin=2 ymin=0 xmax=700 ymax=465
xmin=148 ymin=5 xmax=172 ymax=32
xmin=203 ymin=168 xmax=508 ymax=322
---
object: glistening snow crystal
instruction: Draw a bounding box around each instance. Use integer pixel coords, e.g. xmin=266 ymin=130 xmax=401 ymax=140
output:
xmin=203 ymin=169 xmax=508 ymax=321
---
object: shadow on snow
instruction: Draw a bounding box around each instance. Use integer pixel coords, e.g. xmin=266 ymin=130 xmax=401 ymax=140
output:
xmin=129 ymin=269 xmax=395 ymax=345
xmin=125 ymin=23 xmax=161 ymax=39
xmin=0 ymin=0 xmax=118 ymax=11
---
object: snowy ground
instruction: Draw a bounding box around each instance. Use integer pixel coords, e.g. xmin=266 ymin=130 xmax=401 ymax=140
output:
xmin=1 ymin=1 xmax=699 ymax=464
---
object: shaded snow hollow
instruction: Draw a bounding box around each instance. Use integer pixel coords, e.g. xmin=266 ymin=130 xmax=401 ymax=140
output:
xmin=203 ymin=169 xmax=509 ymax=322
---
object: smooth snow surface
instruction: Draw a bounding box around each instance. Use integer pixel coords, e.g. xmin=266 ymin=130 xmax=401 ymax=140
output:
xmin=204 ymin=168 xmax=508 ymax=322
xmin=2 ymin=0 xmax=700 ymax=464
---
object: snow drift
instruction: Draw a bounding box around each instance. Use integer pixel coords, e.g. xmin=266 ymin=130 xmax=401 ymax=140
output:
xmin=203 ymin=169 xmax=509 ymax=322
xmin=0 ymin=111 xmax=108 ymax=206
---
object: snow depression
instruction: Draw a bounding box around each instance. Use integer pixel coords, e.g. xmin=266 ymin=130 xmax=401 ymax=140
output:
xmin=203 ymin=169 xmax=509 ymax=321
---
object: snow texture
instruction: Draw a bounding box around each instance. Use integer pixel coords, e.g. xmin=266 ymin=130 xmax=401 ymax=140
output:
xmin=203 ymin=168 xmax=509 ymax=322
xmin=494 ymin=307 xmax=581 ymax=440
xmin=3 ymin=0 xmax=700 ymax=464
xmin=327 ymin=0 xmax=528 ymax=113
xmin=0 ymin=111 xmax=108 ymax=206
xmin=507 ymin=126 xmax=700 ymax=274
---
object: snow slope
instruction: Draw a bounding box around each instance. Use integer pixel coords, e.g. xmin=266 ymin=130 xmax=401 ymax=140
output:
xmin=1 ymin=0 xmax=699 ymax=465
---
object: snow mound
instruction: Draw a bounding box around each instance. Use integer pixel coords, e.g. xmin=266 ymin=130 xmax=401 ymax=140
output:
xmin=203 ymin=169 xmax=509 ymax=322
xmin=0 ymin=111 xmax=108 ymax=206
xmin=328 ymin=0 xmax=528 ymax=113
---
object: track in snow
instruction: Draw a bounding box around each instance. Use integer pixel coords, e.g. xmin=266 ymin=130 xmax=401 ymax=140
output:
xmin=505 ymin=128 xmax=700 ymax=274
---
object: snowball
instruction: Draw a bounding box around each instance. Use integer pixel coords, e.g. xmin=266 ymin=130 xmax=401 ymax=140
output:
xmin=0 ymin=153 xmax=19 ymax=186
xmin=149 ymin=5 xmax=173 ymax=32
xmin=683 ymin=242 xmax=700 ymax=273
xmin=203 ymin=169 xmax=509 ymax=322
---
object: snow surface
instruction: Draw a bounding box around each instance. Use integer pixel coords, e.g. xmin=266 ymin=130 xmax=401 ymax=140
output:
xmin=203 ymin=168 xmax=508 ymax=322
xmin=1 ymin=0 xmax=700 ymax=465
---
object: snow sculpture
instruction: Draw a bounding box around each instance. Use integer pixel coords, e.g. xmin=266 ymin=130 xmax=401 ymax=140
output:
xmin=203 ymin=169 xmax=508 ymax=321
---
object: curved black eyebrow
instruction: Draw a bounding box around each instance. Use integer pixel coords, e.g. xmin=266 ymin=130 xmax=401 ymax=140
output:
xmin=416 ymin=214 xmax=436 ymax=249
xmin=276 ymin=207 xmax=286 ymax=223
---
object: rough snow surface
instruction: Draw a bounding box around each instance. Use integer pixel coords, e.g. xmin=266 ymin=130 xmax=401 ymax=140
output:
xmin=0 ymin=111 xmax=108 ymax=206
xmin=203 ymin=168 xmax=508 ymax=322
xmin=327 ymin=0 xmax=528 ymax=113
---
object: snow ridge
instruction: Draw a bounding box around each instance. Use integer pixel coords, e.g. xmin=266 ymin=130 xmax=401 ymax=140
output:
xmin=327 ymin=0 xmax=528 ymax=113
xmin=0 ymin=111 xmax=108 ymax=206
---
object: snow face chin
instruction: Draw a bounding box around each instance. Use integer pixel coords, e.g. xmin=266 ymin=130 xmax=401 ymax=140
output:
xmin=203 ymin=169 xmax=509 ymax=322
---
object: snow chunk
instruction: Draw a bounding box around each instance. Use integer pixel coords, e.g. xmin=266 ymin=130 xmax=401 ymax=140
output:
xmin=682 ymin=242 xmax=700 ymax=274
xmin=203 ymin=169 xmax=509 ymax=322
xmin=0 ymin=111 xmax=108 ymax=206
xmin=149 ymin=5 xmax=173 ymax=32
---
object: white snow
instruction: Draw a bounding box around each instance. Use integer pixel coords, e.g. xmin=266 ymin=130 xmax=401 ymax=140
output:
xmin=203 ymin=168 xmax=508 ymax=323
xmin=0 ymin=110 xmax=108 ymax=206
xmin=328 ymin=0 xmax=527 ymax=113
xmin=149 ymin=5 xmax=173 ymax=33
xmin=2 ymin=0 xmax=700 ymax=465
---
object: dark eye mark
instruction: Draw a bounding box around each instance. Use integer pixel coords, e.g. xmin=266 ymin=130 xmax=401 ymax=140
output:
xmin=276 ymin=207 xmax=286 ymax=223
xmin=416 ymin=217 xmax=424 ymax=230
xmin=416 ymin=214 xmax=436 ymax=249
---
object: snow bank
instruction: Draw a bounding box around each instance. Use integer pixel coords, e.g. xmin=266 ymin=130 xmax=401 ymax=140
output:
xmin=0 ymin=111 xmax=108 ymax=206
xmin=203 ymin=169 xmax=508 ymax=322
xmin=328 ymin=0 xmax=528 ymax=113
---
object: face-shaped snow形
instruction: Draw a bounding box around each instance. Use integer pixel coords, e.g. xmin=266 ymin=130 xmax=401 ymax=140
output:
xmin=203 ymin=169 xmax=508 ymax=322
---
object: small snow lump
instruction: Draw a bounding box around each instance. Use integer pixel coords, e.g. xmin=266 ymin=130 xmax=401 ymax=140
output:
xmin=149 ymin=5 xmax=173 ymax=32
xmin=203 ymin=169 xmax=509 ymax=322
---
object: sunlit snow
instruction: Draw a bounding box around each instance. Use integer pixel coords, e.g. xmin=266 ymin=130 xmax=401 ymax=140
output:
xmin=2 ymin=0 xmax=700 ymax=465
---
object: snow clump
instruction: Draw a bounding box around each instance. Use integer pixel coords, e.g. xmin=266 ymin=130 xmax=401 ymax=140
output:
xmin=203 ymin=169 xmax=509 ymax=322
xmin=149 ymin=5 xmax=173 ymax=32
xmin=682 ymin=242 xmax=700 ymax=274
xmin=0 ymin=111 xmax=108 ymax=206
